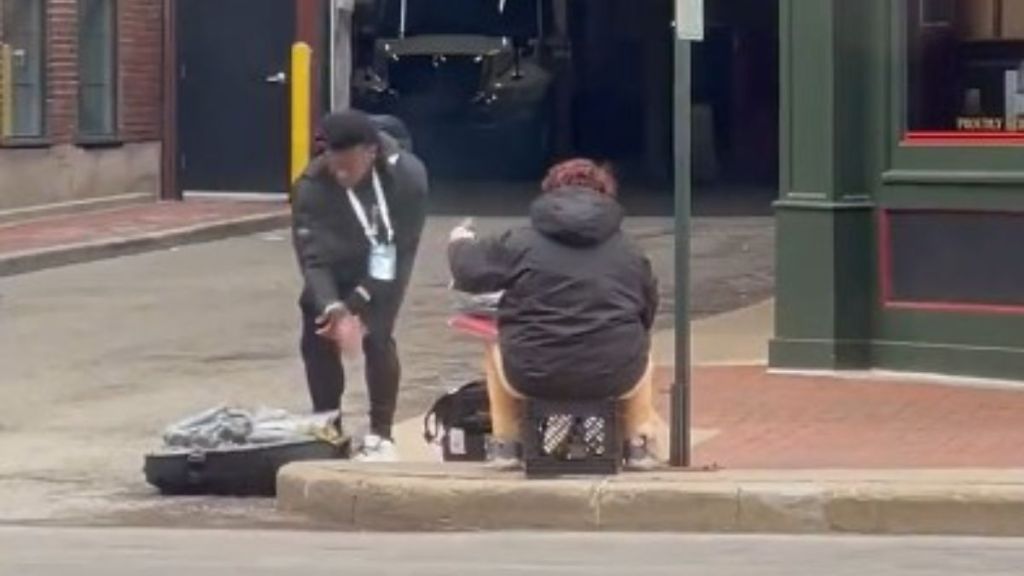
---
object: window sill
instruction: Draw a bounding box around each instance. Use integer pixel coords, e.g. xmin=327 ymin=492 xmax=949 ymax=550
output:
xmin=76 ymin=135 xmax=123 ymax=149
xmin=0 ymin=137 xmax=52 ymax=149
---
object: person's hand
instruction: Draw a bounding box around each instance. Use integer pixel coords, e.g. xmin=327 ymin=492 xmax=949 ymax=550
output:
xmin=316 ymin=305 xmax=365 ymax=358
xmin=449 ymin=218 xmax=476 ymax=243
xmin=315 ymin=304 xmax=347 ymax=340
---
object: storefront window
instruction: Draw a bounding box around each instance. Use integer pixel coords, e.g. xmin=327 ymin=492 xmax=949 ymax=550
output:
xmin=1 ymin=0 xmax=47 ymax=139
xmin=78 ymin=0 xmax=117 ymax=138
xmin=907 ymin=0 xmax=1024 ymax=140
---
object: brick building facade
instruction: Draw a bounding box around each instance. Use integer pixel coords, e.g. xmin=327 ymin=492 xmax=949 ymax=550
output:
xmin=0 ymin=0 xmax=164 ymax=213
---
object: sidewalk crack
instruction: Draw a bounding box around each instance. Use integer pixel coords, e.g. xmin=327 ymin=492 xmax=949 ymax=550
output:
xmin=593 ymin=477 xmax=611 ymax=529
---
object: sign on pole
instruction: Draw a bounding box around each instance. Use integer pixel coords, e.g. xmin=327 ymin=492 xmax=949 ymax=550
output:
xmin=675 ymin=0 xmax=704 ymax=41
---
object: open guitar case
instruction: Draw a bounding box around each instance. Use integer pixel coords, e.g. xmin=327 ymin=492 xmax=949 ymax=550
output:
xmin=144 ymin=438 xmax=350 ymax=497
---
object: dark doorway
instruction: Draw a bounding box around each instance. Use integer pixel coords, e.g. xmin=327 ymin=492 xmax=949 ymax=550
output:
xmin=177 ymin=0 xmax=296 ymax=194
xmin=565 ymin=0 xmax=675 ymax=189
xmin=692 ymin=0 xmax=780 ymax=215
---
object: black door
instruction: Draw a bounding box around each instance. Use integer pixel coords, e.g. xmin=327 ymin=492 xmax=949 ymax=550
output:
xmin=178 ymin=0 xmax=296 ymax=193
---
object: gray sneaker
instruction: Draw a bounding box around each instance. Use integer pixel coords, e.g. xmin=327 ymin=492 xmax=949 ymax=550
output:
xmin=486 ymin=439 xmax=522 ymax=471
xmin=624 ymin=436 xmax=660 ymax=471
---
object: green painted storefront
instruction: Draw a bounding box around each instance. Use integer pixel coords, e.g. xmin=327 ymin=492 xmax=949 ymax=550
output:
xmin=770 ymin=0 xmax=1024 ymax=380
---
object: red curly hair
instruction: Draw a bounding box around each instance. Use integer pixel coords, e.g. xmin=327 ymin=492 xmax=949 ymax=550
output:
xmin=541 ymin=158 xmax=618 ymax=197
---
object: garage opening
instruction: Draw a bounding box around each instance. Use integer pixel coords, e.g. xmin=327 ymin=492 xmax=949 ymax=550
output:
xmin=342 ymin=0 xmax=778 ymax=215
xmin=693 ymin=0 xmax=779 ymax=216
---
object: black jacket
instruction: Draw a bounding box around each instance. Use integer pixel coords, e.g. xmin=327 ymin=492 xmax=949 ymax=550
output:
xmin=449 ymin=187 xmax=659 ymax=400
xmin=292 ymin=134 xmax=428 ymax=329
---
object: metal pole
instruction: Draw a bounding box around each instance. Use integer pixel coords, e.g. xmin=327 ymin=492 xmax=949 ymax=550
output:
xmin=329 ymin=1 xmax=337 ymax=111
xmin=1 ymin=43 xmax=12 ymax=139
xmin=399 ymin=0 xmax=408 ymax=38
xmin=669 ymin=37 xmax=692 ymax=468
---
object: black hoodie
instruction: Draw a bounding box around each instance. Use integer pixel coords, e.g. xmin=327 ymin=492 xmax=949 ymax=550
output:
xmin=449 ymin=187 xmax=659 ymax=400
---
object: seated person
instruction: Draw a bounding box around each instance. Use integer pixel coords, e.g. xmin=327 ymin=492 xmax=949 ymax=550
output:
xmin=447 ymin=159 xmax=661 ymax=469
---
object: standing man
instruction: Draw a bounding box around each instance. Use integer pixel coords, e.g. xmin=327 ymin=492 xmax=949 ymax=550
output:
xmin=292 ymin=110 xmax=428 ymax=462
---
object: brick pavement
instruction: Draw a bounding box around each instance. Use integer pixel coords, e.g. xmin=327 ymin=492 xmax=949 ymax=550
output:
xmin=655 ymin=366 xmax=1024 ymax=469
xmin=0 ymin=200 xmax=288 ymax=256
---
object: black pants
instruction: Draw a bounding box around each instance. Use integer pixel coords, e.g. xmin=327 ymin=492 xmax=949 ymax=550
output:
xmin=300 ymin=291 xmax=402 ymax=439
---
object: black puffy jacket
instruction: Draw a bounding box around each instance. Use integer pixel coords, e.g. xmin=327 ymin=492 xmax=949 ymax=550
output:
xmin=449 ymin=187 xmax=659 ymax=400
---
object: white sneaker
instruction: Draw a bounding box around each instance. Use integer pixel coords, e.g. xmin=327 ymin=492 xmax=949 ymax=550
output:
xmin=354 ymin=434 xmax=398 ymax=463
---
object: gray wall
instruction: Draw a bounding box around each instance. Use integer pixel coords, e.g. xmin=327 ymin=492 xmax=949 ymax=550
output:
xmin=0 ymin=143 xmax=159 ymax=212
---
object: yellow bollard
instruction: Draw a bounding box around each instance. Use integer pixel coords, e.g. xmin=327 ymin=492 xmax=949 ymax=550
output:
xmin=1 ymin=44 xmax=12 ymax=139
xmin=290 ymin=42 xmax=312 ymax=195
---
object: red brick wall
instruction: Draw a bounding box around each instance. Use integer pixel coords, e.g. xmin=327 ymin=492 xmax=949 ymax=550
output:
xmin=47 ymin=0 xmax=78 ymax=142
xmin=36 ymin=0 xmax=163 ymax=144
xmin=118 ymin=0 xmax=162 ymax=142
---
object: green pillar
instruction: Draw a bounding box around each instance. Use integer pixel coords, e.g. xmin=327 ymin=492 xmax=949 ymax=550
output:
xmin=769 ymin=0 xmax=883 ymax=369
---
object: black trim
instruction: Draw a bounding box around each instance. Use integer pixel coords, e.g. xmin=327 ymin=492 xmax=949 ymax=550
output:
xmin=75 ymin=136 xmax=124 ymax=148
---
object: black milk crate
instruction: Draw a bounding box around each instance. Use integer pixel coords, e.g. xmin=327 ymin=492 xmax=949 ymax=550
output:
xmin=522 ymin=398 xmax=622 ymax=478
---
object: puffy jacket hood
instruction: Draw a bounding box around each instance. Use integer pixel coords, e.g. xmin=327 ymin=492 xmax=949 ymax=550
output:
xmin=529 ymin=187 xmax=623 ymax=247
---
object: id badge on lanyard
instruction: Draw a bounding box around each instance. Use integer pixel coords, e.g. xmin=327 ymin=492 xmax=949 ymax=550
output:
xmin=369 ymin=243 xmax=397 ymax=282
xmin=349 ymin=169 xmax=397 ymax=283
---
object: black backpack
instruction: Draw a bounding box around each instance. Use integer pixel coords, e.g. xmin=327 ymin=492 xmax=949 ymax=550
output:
xmin=423 ymin=380 xmax=491 ymax=461
xmin=369 ymin=114 xmax=414 ymax=152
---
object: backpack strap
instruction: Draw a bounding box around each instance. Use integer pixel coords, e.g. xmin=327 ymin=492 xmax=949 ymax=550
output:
xmin=422 ymin=392 xmax=452 ymax=444
xmin=422 ymin=380 xmax=488 ymax=443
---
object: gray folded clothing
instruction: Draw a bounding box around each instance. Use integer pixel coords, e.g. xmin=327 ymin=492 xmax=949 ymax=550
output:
xmin=162 ymin=407 xmax=334 ymax=450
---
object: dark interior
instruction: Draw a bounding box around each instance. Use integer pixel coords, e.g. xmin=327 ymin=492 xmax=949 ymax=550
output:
xmin=350 ymin=0 xmax=780 ymax=215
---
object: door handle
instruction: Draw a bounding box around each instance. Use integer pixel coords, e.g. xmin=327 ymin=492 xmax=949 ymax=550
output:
xmin=265 ymin=71 xmax=287 ymax=85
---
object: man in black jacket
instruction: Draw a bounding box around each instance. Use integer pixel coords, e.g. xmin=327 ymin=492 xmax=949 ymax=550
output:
xmin=292 ymin=111 xmax=428 ymax=462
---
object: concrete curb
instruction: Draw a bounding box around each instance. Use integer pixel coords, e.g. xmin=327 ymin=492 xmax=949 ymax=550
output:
xmin=0 ymin=211 xmax=290 ymax=277
xmin=277 ymin=463 xmax=1024 ymax=536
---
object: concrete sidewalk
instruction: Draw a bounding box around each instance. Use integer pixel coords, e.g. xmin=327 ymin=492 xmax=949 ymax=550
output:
xmin=0 ymin=199 xmax=289 ymax=277
xmin=653 ymin=298 xmax=773 ymax=367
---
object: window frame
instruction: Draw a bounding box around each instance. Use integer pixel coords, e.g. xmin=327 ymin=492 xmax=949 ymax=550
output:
xmin=1 ymin=0 xmax=49 ymax=146
xmin=76 ymin=0 xmax=119 ymax=143
xmin=900 ymin=0 xmax=1024 ymax=147
xmin=883 ymin=0 xmax=1024 ymax=186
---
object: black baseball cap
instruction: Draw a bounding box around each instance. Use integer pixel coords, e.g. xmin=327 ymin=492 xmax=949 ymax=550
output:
xmin=320 ymin=110 xmax=380 ymax=151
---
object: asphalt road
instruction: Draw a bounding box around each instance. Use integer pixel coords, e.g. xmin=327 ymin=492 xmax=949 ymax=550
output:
xmin=2 ymin=528 xmax=1022 ymax=576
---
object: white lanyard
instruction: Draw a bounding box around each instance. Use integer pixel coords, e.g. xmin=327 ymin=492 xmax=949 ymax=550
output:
xmin=346 ymin=169 xmax=394 ymax=247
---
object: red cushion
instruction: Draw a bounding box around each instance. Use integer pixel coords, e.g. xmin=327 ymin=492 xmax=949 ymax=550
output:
xmin=448 ymin=314 xmax=498 ymax=342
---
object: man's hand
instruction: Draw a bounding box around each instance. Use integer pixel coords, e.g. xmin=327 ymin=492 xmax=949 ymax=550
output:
xmin=316 ymin=303 xmax=365 ymax=358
